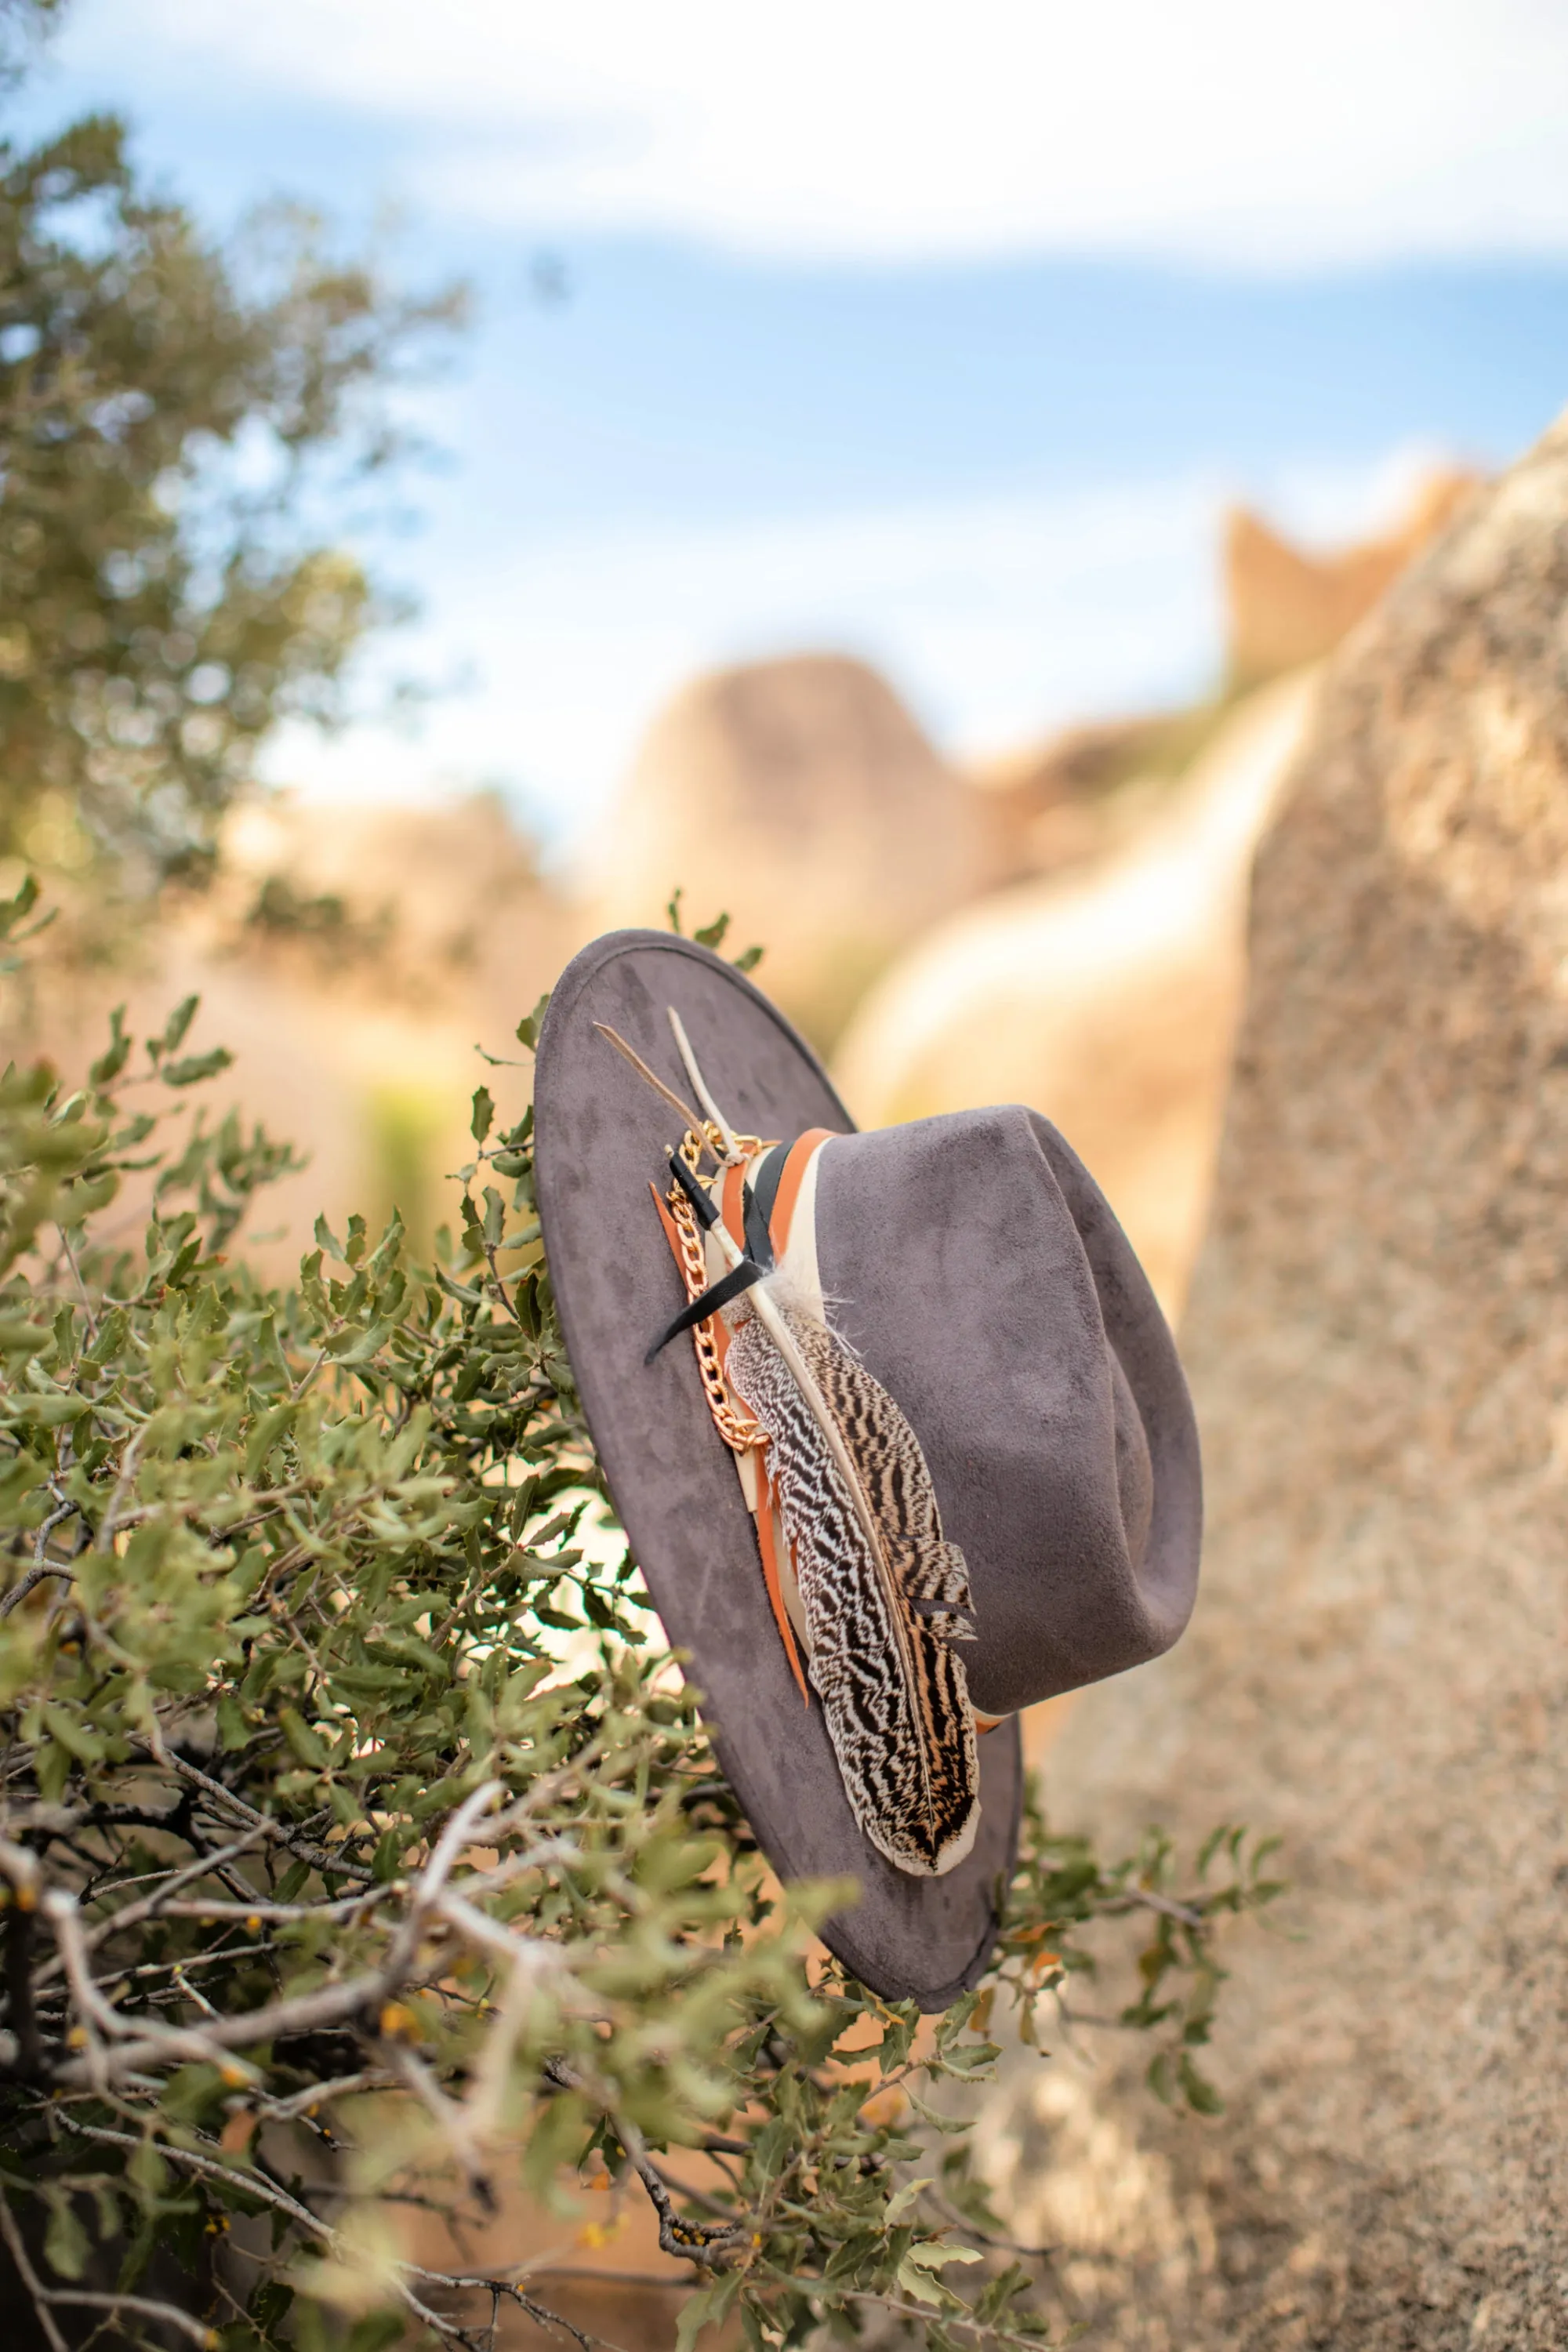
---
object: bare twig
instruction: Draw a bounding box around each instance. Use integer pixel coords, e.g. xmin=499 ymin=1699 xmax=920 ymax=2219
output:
xmin=1 ymin=1500 xmax=80 ymax=1619
xmin=0 ymin=2183 xmax=213 ymax=2349
xmin=773 ymin=2275 xmax=1052 ymax=2349
xmin=4 ymin=1900 xmax=44 ymax=2081
xmin=67 ymin=2119 xmax=328 ymax=2242
xmin=0 ymin=1559 xmax=76 ymax=1619
xmin=74 ymin=1827 xmax=272 ymax=1955
xmin=1115 ymin=1887 xmax=1207 ymax=1930
xmin=49 ymin=1894 xmax=385 ymax=2088
xmin=144 ymin=1889 xmax=390 ymax=1928
xmin=253 ymin=2069 xmax=390 ymax=2122
xmin=610 ymin=2111 xmax=747 ymax=2269
xmin=93 ymin=1427 xmax=144 ymax=1555
xmin=379 ymin=1777 xmax=502 ymax=1987
xmin=55 ymin=1223 xmax=97 ymax=1341
xmin=150 ymin=1750 xmax=376 ymax=1886
xmin=46 ymin=1888 xmax=240 ymax=2090
xmin=0 ymin=2191 xmax=69 ymax=2352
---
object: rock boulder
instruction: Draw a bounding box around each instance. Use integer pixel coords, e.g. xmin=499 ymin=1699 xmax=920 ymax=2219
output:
xmin=1002 ymin=415 xmax=1568 ymax=2346
xmin=579 ymin=653 xmax=978 ymax=1046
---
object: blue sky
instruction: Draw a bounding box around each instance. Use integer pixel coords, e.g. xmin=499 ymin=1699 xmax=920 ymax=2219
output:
xmin=20 ymin=2 xmax=1568 ymax=857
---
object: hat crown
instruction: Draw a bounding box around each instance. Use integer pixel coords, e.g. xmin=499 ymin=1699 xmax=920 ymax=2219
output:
xmin=811 ymin=1105 xmax=1198 ymax=1719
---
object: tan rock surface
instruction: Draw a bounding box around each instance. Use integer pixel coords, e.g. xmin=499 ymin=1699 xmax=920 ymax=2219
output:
xmin=579 ymin=652 xmax=978 ymax=1045
xmin=1223 ymin=466 xmax=1480 ymax=685
xmin=996 ymin=416 xmax=1568 ymax=2347
xmin=964 ymin=702 xmax=1241 ymax=890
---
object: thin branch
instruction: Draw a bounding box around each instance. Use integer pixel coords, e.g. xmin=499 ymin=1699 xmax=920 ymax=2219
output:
xmin=55 ymin=1223 xmax=98 ymax=1341
xmin=76 ymin=1827 xmax=271 ymax=1955
xmin=612 ymin=2114 xmax=748 ymax=2268
xmin=151 ymin=1750 xmax=376 ymax=1885
xmin=4 ymin=1901 xmax=44 ymax=2081
xmin=145 ymin=1889 xmax=390 ymax=1927
xmin=1112 ymin=1887 xmax=1207 ymax=1930
xmin=0 ymin=2190 xmax=70 ymax=2352
xmin=2 ymin=2176 xmax=227 ymax=2349
xmin=66 ymin=2120 xmax=328 ymax=2243
xmin=379 ymin=1777 xmax=501 ymax=1987
xmin=93 ymin=1427 xmax=144 ymax=1555
xmin=2 ymin=1501 xmax=80 ymax=1618
xmin=255 ymin=2069 xmax=390 ymax=2122
xmin=49 ymin=1889 xmax=383 ymax=2087
xmin=517 ymin=2266 xmax=691 ymax=2290
xmin=773 ymin=2276 xmax=1050 ymax=2349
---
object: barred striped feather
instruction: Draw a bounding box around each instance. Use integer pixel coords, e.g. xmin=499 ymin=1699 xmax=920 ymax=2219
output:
xmin=725 ymin=1300 xmax=980 ymax=1878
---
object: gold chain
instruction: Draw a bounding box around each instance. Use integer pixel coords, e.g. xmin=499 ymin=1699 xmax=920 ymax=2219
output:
xmin=667 ymin=1127 xmax=766 ymax=1454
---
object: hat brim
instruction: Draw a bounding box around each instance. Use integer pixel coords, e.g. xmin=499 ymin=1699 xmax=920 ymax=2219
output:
xmin=535 ymin=930 xmax=1021 ymax=2009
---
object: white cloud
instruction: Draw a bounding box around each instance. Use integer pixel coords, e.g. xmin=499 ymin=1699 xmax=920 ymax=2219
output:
xmin=266 ymin=445 xmax=1439 ymax=848
xmin=79 ymin=0 xmax=1568 ymax=267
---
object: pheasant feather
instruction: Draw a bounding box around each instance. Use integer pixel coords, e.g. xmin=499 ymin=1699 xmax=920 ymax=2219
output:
xmin=726 ymin=1298 xmax=980 ymax=1878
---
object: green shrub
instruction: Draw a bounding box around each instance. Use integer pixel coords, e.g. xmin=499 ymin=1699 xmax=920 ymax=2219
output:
xmin=0 ymin=880 xmax=1279 ymax=2349
xmin=0 ymin=3 xmax=461 ymax=889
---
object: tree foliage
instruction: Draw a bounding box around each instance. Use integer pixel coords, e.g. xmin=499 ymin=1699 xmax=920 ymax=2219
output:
xmin=0 ymin=880 xmax=1281 ymax=2349
xmin=0 ymin=15 xmax=462 ymax=884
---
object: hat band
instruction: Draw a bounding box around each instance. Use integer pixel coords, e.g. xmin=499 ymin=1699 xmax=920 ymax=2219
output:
xmin=649 ymin=1125 xmax=1004 ymax=1729
xmin=595 ymin=1000 xmax=985 ymax=1875
xmin=649 ymin=1126 xmax=833 ymax=1699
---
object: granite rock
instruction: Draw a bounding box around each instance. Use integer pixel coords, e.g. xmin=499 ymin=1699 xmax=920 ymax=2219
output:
xmin=1004 ymin=417 xmax=1568 ymax=2347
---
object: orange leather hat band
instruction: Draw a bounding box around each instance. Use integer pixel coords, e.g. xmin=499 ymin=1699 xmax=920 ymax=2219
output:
xmin=652 ymin=1125 xmax=997 ymax=1730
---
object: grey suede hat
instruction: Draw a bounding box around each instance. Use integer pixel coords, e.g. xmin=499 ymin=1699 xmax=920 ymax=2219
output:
xmin=534 ymin=930 xmax=1200 ymax=2008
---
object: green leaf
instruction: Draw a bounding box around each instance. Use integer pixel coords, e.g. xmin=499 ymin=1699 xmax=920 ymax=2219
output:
xmin=893 ymin=2258 xmax=946 ymax=2307
xmin=127 ymin=2140 xmax=169 ymax=2198
xmin=470 ymin=1086 xmax=494 ymax=1143
xmin=162 ymin=1046 xmax=234 ymax=1088
xmin=160 ymin=995 xmax=201 ymax=1057
xmin=692 ymin=911 xmax=731 ymax=950
xmin=515 ymin=993 xmax=551 ymax=1051
xmin=89 ymin=1005 xmax=132 ymax=1087
xmin=245 ymin=1400 xmax=296 ymax=1479
xmin=1178 ymin=2051 xmax=1225 ymax=2114
xmin=344 ymin=2315 xmax=405 ymax=2352
xmin=0 ymin=1452 xmax=49 ymax=1511
xmin=674 ymin=2280 xmax=720 ymax=2352
xmin=0 ymin=1316 xmax=54 ymax=1357
xmin=43 ymin=2189 xmax=91 ymax=2280
xmin=0 ymin=873 xmax=40 ymax=938
xmin=884 ymin=2176 xmax=932 ymax=2223
xmin=278 ymin=1706 xmax=331 ymax=1769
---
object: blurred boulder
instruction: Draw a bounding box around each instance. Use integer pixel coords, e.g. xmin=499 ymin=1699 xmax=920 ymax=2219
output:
xmin=218 ymin=788 xmax=572 ymax=1044
xmin=965 ymin=702 xmax=1237 ymax=892
xmin=1003 ymin=412 xmax=1568 ymax=2346
xmin=833 ymin=671 xmax=1320 ymax=1321
xmin=967 ymin=471 xmax=1482 ymax=900
xmin=16 ymin=790 xmax=575 ymax=1272
xmin=1223 ymin=465 xmax=1479 ymax=686
xmin=578 ymin=652 xmax=978 ymax=1045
